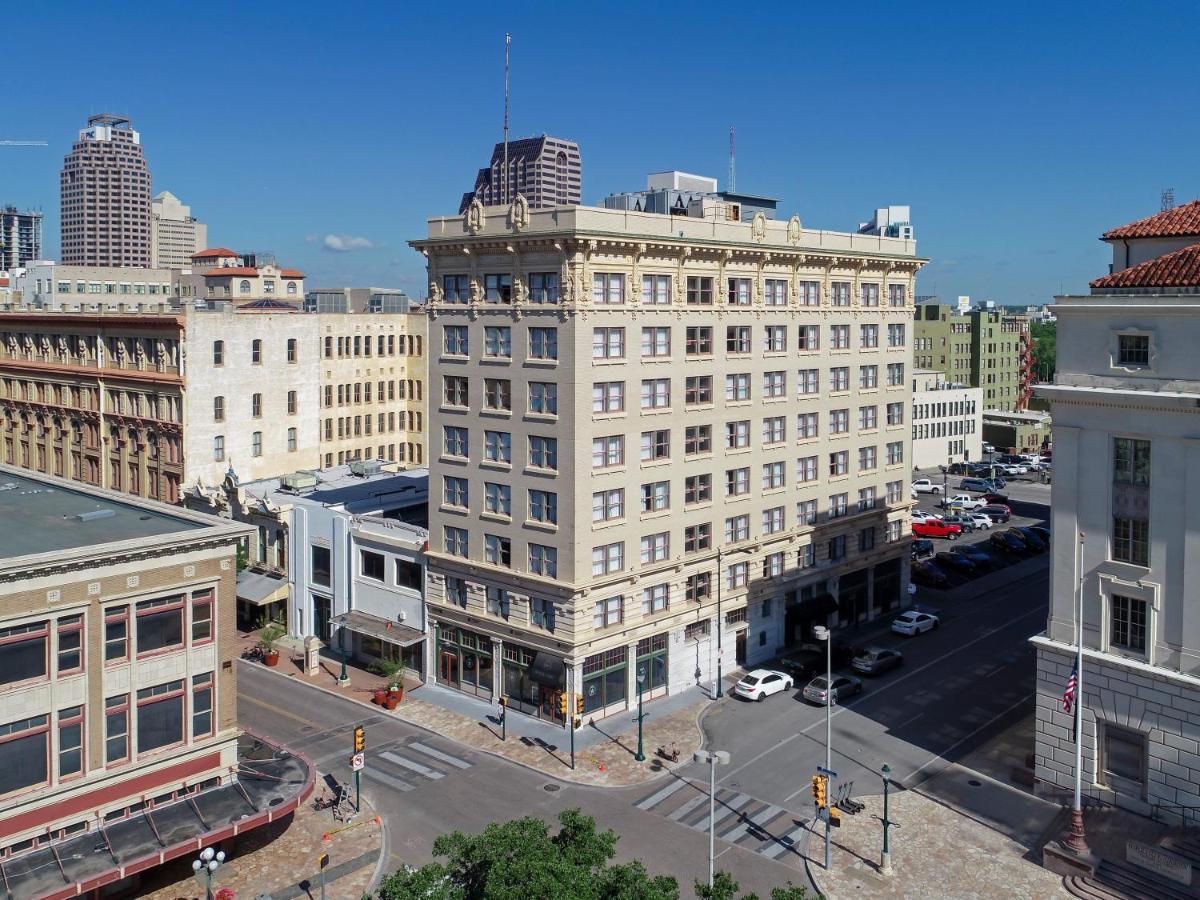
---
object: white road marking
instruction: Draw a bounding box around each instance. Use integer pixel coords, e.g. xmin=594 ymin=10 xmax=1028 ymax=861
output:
xmin=720 ymin=804 xmax=783 ymax=843
xmin=636 ymin=778 xmax=689 ymax=810
xmin=409 ymin=741 xmax=472 ymax=769
xmin=363 ymin=767 xmax=413 ymax=792
xmin=760 ymin=823 xmax=808 ymax=859
xmin=381 ymin=750 xmax=444 ymax=779
xmin=667 ymin=793 xmax=710 ymax=822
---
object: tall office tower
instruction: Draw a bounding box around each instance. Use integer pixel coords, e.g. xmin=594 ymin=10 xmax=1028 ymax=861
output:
xmin=458 ymin=135 xmax=581 ymax=213
xmin=0 ymin=206 xmax=43 ymax=269
xmin=60 ymin=114 xmax=152 ymax=267
xmin=412 ymin=197 xmax=923 ymax=727
xmin=151 ymin=191 xmax=207 ymax=268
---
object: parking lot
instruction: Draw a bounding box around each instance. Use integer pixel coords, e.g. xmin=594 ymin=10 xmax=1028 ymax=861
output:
xmin=909 ymin=466 xmax=1051 ymax=589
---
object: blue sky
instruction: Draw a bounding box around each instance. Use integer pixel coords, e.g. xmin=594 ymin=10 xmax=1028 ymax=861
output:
xmin=6 ymin=0 xmax=1199 ymax=302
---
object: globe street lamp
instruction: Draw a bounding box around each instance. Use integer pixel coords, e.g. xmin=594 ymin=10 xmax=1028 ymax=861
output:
xmin=693 ymin=749 xmax=731 ymax=888
xmin=192 ymin=846 xmax=226 ymax=900
xmin=880 ymin=764 xmax=894 ymax=876
xmin=634 ymin=664 xmax=647 ymax=761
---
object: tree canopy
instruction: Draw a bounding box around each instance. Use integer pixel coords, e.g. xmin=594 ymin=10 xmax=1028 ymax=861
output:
xmin=1031 ymin=320 xmax=1057 ymax=382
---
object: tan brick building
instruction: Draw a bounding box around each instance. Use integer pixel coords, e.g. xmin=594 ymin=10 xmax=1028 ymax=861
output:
xmin=411 ymin=200 xmax=924 ymax=724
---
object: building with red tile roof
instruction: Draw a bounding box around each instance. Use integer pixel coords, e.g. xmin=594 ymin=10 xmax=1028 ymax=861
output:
xmin=191 ymin=247 xmax=238 ymax=259
xmin=1102 ymin=199 xmax=1200 ymax=272
xmin=1091 ymin=242 xmax=1200 ymax=291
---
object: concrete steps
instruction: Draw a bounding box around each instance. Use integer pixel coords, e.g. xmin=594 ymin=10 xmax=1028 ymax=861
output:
xmin=1064 ymin=860 xmax=1198 ymax=900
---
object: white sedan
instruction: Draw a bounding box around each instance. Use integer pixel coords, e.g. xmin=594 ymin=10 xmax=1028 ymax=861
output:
xmin=891 ymin=610 xmax=940 ymax=636
xmin=967 ymin=512 xmax=994 ymax=530
xmin=733 ymin=669 xmax=794 ymax=702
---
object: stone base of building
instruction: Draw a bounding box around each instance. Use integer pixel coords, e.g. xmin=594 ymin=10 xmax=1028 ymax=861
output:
xmin=1034 ymin=638 xmax=1200 ymax=820
xmin=1042 ymin=841 xmax=1097 ymax=878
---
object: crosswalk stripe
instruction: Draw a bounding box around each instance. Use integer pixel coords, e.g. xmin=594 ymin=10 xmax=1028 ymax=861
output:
xmin=721 ymin=804 xmax=783 ymax=843
xmin=635 ymin=778 xmax=689 ymax=811
xmin=667 ymin=793 xmax=709 ymax=822
xmin=380 ymin=751 xmax=444 ymax=779
xmin=695 ymin=793 xmax=751 ymax=833
xmin=363 ymin=766 xmax=413 ymax=792
xmin=409 ymin=742 xmax=472 ymax=769
xmin=760 ymin=823 xmax=809 ymax=860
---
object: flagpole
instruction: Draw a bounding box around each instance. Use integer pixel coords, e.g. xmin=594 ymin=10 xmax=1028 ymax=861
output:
xmin=1066 ymin=530 xmax=1089 ymax=854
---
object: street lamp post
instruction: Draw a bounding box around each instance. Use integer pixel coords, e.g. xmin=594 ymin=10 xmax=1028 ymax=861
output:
xmin=634 ymin=664 xmax=647 ymax=762
xmin=715 ymin=546 xmax=725 ymax=699
xmin=814 ymin=624 xmax=833 ymax=871
xmin=880 ymin=764 xmax=894 ymax=876
xmin=192 ymin=846 xmax=226 ymax=900
xmin=338 ymin=622 xmax=349 ymax=686
xmin=693 ymin=749 xmax=730 ymax=889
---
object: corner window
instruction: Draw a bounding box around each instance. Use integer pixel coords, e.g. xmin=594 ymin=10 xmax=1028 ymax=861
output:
xmin=0 ymin=715 xmax=49 ymax=794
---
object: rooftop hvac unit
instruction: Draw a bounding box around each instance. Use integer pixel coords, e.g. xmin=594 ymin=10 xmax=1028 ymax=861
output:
xmin=349 ymin=459 xmax=382 ymax=477
xmin=280 ymin=470 xmax=319 ymax=491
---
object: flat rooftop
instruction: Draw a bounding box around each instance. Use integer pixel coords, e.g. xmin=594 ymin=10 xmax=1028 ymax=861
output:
xmin=0 ymin=469 xmax=203 ymax=558
xmin=241 ymin=463 xmax=429 ymax=515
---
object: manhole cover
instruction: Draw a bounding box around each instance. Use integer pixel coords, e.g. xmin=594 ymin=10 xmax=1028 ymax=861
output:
xmin=967 ymin=779 xmax=982 ymax=787
xmin=543 ymin=784 xmax=561 ymax=793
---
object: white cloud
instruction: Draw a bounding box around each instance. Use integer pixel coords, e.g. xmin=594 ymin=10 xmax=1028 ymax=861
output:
xmin=322 ymin=234 xmax=376 ymax=252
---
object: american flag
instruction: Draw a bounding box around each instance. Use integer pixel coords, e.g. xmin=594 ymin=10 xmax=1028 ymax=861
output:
xmin=1062 ymin=662 xmax=1077 ymax=713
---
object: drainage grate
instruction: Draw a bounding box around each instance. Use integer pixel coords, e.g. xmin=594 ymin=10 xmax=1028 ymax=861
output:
xmin=543 ymin=784 xmax=561 ymax=793
xmin=968 ymin=779 xmax=982 ymax=787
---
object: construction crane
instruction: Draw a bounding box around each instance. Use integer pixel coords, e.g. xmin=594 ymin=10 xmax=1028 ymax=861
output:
xmin=0 ymin=140 xmax=48 ymax=147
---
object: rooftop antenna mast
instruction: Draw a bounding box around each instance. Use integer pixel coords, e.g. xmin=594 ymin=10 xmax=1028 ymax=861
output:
xmin=728 ymin=126 xmax=736 ymax=193
xmin=1162 ymin=187 xmax=1175 ymax=212
xmin=503 ymin=33 xmax=511 ymax=205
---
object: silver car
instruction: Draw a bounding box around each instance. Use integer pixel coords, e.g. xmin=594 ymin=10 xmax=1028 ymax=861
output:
xmin=801 ymin=673 xmax=863 ymax=705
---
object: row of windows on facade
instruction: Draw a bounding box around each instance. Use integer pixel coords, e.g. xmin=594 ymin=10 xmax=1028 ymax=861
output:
xmin=3 ymin=415 xmax=183 ymax=467
xmin=1 ymin=333 xmax=178 ymax=369
xmin=323 ymin=411 xmax=422 ymax=441
xmin=222 ymin=279 xmax=300 ymax=296
xmin=441 ymin=367 xmax=907 ymax=418
xmin=324 ymin=380 xmax=424 ymax=407
xmin=327 ymin=442 xmax=423 ymax=468
xmin=211 ymin=334 xmax=424 ymax=367
xmin=439 ymin=516 xmax=901 ymax=596
xmin=323 ymin=333 xmax=423 ymax=359
xmin=440 ymin=272 xmax=908 ymax=307
xmin=2 ymin=380 xmax=182 ymax=424
xmin=42 ymin=280 xmax=172 ymax=296
xmin=914 ymin=399 xmax=977 ymax=420
xmin=307 ymin=545 xmax=422 ymax=591
xmin=442 ymin=323 xmax=909 ymax=361
xmin=914 ymin=419 xmax=977 ymax=441
xmin=213 ymin=429 xmax=298 ymax=460
xmin=212 ymin=338 xmax=298 ymax=366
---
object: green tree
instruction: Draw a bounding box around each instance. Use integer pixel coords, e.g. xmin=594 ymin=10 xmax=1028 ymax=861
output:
xmin=1030 ymin=321 xmax=1057 ymax=382
xmin=694 ymin=871 xmax=810 ymax=900
xmin=374 ymin=808 xmax=680 ymax=900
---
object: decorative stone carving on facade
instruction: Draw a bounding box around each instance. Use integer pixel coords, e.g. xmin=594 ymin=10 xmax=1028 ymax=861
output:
xmin=787 ymin=215 xmax=802 ymax=245
xmin=508 ymin=194 xmax=530 ymax=232
xmin=465 ymin=198 xmax=486 ymax=235
xmin=751 ymin=212 xmax=767 ymax=243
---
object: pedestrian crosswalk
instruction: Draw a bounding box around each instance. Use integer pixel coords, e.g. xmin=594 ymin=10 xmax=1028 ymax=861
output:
xmin=321 ymin=736 xmax=475 ymax=793
xmin=632 ymin=779 xmax=811 ymax=866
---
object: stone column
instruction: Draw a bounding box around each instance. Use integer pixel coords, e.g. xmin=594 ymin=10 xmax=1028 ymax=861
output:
xmin=492 ymin=638 xmax=504 ymax=698
xmin=626 ymin=640 xmax=639 ymax=709
xmin=425 ymin=617 xmax=438 ymax=684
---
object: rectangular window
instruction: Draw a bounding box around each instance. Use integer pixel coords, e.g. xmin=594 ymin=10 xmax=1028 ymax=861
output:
xmin=828 ymin=535 xmax=846 ymax=561
xmin=858 ymin=486 xmax=878 ymax=511
xmin=859 ymin=405 xmax=878 ymax=430
xmin=829 ymin=451 xmax=848 ymax=477
xmin=797 ymin=500 xmax=818 ymax=526
xmin=105 ymin=695 xmax=129 ymax=765
xmin=640 ymin=532 xmax=669 ymax=564
xmin=0 ymin=620 xmax=48 ymax=687
xmin=886 ymin=402 xmax=905 ymax=426
xmin=529 ymin=327 xmax=558 ymax=360
xmin=727 ymin=277 xmax=752 ymax=306
xmin=797 ymin=325 xmax=820 ymax=352
xmin=861 ymin=283 xmax=880 ymax=306
xmin=529 ymin=382 xmax=558 ymax=415
xmin=592 ymin=542 xmax=624 ymax=576
xmin=444 ymin=526 xmax=468 ymax=557
xmin=484 ymin=534 xmax=512 ymax=567
xmin=58 ymin=706 xmax=83 ymax=778
xmin=1118 ymin=334 xmax=1150 ymax=367
xmin=725 ymin=514 xmax=750 ymax=543
xmin=213 ymin=436 xmax=225 ymax=462
xmin=445 ymin=577 xmax=468 ymax=607
xmin=830 ymin=409 xmax=849 ymax=434
xmin=1113 ymin=517 xmax=1149 ymax=566
xmin=484 ymin=482 xmax=512 ymax=516
xmin=684 ymin=523 xmax=712 ymax=553
xmin=686 ymin=574 xmax=712 ymax=603
xmin=726 ymin=563 xmax=749 ymax=590
xmin=886 ymin=441 xmax=904 ymax=465
xmin=593 ymin=488 xmax=625 ymax=522
xmin=593 ymin=596 xmax=623 ymax=629
xmin=252 ymin=431 xmax=262 ymax=457
xmin=641 ymin=378 xmax=670 ymax=409
xmin=763 ymin=461 xmax=785 ymax=490
xmin=686 ymin=326 xmax=713 ymax=355
xmin=137 ymin=680 xmax=185 ymax=753
xmin=641 ymin=326 xmax=671 ymax=358
xmin=444 ymin=475 xmax=469 ymax=508
xmin=311 ymin=545 xmax=331 ymax=587
xmin=592 ymin=382 xmax=625 ymax=413
xmin=684 ymin=474 xmax=712 ymax=506
xmin=592 ymin=273 xmax=625 ymax=304
xmin=859 ymin=527 xmax=876 ymax=551
xmin=685 ymin=375 xmax=713 ymax=405
xmin=592 ymin=435 xmax=624 ymax=468
xmin=830 ymin=282 xmax=851 ymax=306
xmin=287 ymin=427 xmax=297 ymax=451
xmin=640 ymin=481 xmax=670 ymax=513
xmin=443 ymin=375 xmax=469 ymax=407
xmin=763 ymin=415 xmax=786 ymax=444
xmin=213 ymin=396 xmax=225 ymax=422
xmin=830 ymin=325 xmax=850 ymax=350
xmin=762 ymin=506 xmax=785 ymax=534
xmin=763 ymin=370 xmax=786 ymax=398
xmin=797 ymin=455 xmax=818 ymax=484
xmin=528 ymin=272 xmax=560 ymax=304
xmin=887 ymin=363 xmax=905 ymax=386
xmin=764 ymin=325 xmax=787 ymax=353
xmin=860 ymin=324 xmax=879 ymax=349
xmin=443 ymin=425 xmax=468 ymax=458
xmin=642 ymin=274 xmax=671 ymax=305
xmin=191 ymin=591 xmax=213 ymax=643
xmin=765 ymin=278 xmax=788 ymax=306
xmin=642 ymin=584 xmax=669 ymax=614
xmin=797 ymin=368 xmax=819 ymax=396
xmin=886 ymin=520 xmax=903 ymax=542
xmin=1113 ymin=438 xmax=1151 ymax=486
xmin=725 ymin=373 xmax=751 ymax=402
xmin=726 ymin=420 xmax=750 ymax=449
xmin=686 ymin=276 xmax=713 ymax=305
xmin=529 ymin=490 xmax=558 ymax=524
xmin=442 ymin=274 xmax=470 ymax=302
xmin=484 ymin=430 xmax=512 ymax=463
xmin=859 ymin=365 xmax=878 ymax=389
xmin=763 ymin=553 xmax=784 ymax=579
xmin=859 ymin=446 xmax=878 ymax=471
xmin=192 ymin=673 xmax=213 ymax=739
xmin=887 ymin=284 xmax=906 ymax=307
xmin=1111 ymin=595 xmax=1147 ymax=654
xmin=105 ymin=606 xmax=129 ymax=663
xmin=483 ymin=326 xmax=513 ymax=359
xmin=484 ymin=378 xmax=511 ymax=411
xmin=56 ymin=615 xmax=83 ymax=674
xmin=360 ymin=550 xmax=385 ymax=582
xmin=443 ymin=325 xmax=468 ymax=355
xmin=593 ymin=327 xmax=625 ymax=359
xmin=685 ymin=425 xmax=712 ymax=456
xmin=830 ymin=367 xmax=849 ymax=392
xmin=136 ymin=597 xmax=183 ymax=655
xmin=887 ymin=323 xmax=906 ymax=347
xmin=726 ymin=326 xmax=751 ymax=354
xmin=529 ymin=545 xmax=558 ymax=579
xmin=485 ymin=273 xmax=513 ymax=303
xmin=725 ymin=467 xmax=750 ymax=497
xmin=529 ymin=435 xmax=558 ymax=469
xmin=797 ymin=412 xmax=819 ymax=439
xmin=887 ymin=480 xmax=903 ymax=503
xmin=797 ymin=280 xmax=820 ymax=306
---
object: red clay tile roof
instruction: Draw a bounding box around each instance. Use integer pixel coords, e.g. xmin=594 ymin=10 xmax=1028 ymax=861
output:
xmin=0 ymin=278 xmax=9 ymax=287
xmin=278 ymin=268 xmax=305 ymax=278
xmin=1091 ymin=242 xmax=1200 ymax=289
xmin=191 ymin=248 xmax=238 ymax=259
xmin=204 ymin=267 xmax=259 ymax=277
xmin=1102 ymin=200 xmax=1200 ymax=240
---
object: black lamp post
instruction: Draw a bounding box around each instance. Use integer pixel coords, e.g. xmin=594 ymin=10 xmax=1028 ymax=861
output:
xmin=634 ymin=664 xmax=647 ymax=761
xmin=881 ymin=764 xmax=894 ymax=876
xmin=338 ymin=621 xmax=349 ymax=685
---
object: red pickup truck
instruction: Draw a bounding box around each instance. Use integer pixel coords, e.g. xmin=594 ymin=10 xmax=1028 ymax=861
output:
xmin=912 ymin=519 xmax=962 ymax=540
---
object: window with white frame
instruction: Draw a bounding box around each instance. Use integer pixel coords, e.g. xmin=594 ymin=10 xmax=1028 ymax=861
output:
xmin=641 ymin=378 xmax=670 ymax=409
xmin=593 ymin=542 xmax=623 ymax=575
xmin=529 ymin=327 xmax=558 ymax=360
xmin=594 ymin=595 xmax=623 ymax=628
xmin=529 ymin=545 xmax=558 ymax=579
xmin=484 ymin=482 xmax=512 ymax=516
xmin=726 ymin=420 xmax=750 ymax=449
xmin=593 ymin=488 xmax=624 ymax=522
xmin=593 ymin=327 xmax=625 ymax=359
xmin=860 ymin=324 xmax=879 ymax=348
xmin=529 ymin=489 xmax=557 ymax=524
xmin=529 ymin=382 xmax=557 ymax=415
xmin=484 ymin=326 xmax=512 ymax=358
xmin=529 ymin=435 xmax=557 ymax=469
xmin=642 ymin=584 xmax=669 ymax=614
xmin=640 ymin=481 xmax=670 ymax=513
xmin=592 ymin=435 xmax=623 ymax=468
xmin=763 ymin=371 xmax=786 ymax=398
xmin=592 ymin=382 xmax=625 ymax=413
xmin=797 ymin=455 xmax=818 ymax=483
xmin=763 ymin=416 xmax=786 ymax=445
xmin=641 ymin=327 xmax=671 ymax=358
xmin=725 ymin=515 xmax=750 ymax=543
xmin=484 ymin=430 xmax=511 ymax=463
xmin=797 ymin=499 xmax=817 ymax=526
xmin=727 ymin=278 xmax=752 ymax=305
xmin=444 ymin=526 xmax=468 ymax=557
xmin=830 ymin=451 xmax=848 ymax=477
xmin=797 ymin=368 xmax=819 ymax=395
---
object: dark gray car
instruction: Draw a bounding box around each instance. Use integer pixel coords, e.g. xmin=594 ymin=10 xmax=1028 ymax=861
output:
xmin=851 ymin=646 xmax=904 ymax=676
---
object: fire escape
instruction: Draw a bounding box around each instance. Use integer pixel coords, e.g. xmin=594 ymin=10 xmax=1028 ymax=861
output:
xmin=1017 ymin=328 xmax=1035 ymax=411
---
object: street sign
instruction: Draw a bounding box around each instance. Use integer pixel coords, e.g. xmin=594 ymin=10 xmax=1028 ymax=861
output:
xmin=350 ymin=752 xmax=365 ymax=771
xmin=817 ymin=766 xmax=839 ymax=779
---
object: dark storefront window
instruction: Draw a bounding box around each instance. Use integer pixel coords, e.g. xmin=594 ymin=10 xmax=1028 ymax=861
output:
xmin=502 ymin=644 xmax=565 ymax=722
xmin=837 ymin=569 xmax=870 ymax=626
xmin=582 ymin=647 xmax=627 ymax=714
xmin=872 ymin=559 xmax=902 ymax=615
xmin=636 ymin=633 xmax=669 ymax=693
xmin=437 ymin=626 xmax=493 ymax=700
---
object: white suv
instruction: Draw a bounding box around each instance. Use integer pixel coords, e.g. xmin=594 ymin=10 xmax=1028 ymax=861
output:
xmin=939 ymin=493 xmax=985 ymax=511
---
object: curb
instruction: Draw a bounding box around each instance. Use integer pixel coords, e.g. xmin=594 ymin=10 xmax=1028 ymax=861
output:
xmin=239 ymin=657 xmax=706 ymax=791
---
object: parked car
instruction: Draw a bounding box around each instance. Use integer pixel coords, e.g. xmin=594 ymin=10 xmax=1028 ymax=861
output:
xmin=911 ymin=559 xmax=949 ymax=587
xmin=982 ymin=492 xmax=1010 ymax=505
xmin=939 ymin=493 xmax=986 ymax=511
xmin=996 ymin=463 xmax=1027 ymax=476
xmin=940 ymin=515 xmax=976 ymax=534
xmin=959 ymin=477 xmax=992 ymax=493
xmin=936 ymin=550 xmax=977 ymax=573
xmin=967 ymin=512 xmax=994 ymax=530
xmin=733 ymin=669 xmax=794 ymax=702
xmin=912 ymin=519 xmax=962 ymax=540
xmin=802 ymin=673 xmax=863 ymax=705
xmin=911 ymin=538 xmax=935 ymax=561
xmin=951 ymin=544 xmax=994 ymax=569
xmin=891 ymin=610 xmax=940 ymax=636
xmin=912 ymin=478 xmax=942 ymax=494
xmin=777 ymin=642 xmax=855 ymax=678
xmin=947 ymin=462 xmax=972 ymax=475
xmin=990 ymin=529 xmax=1025 ymax=553
xmin=851 ymin=646 xmax=904 ymax=676
xmin=979 ymin=504 xmax=1012 ymax=523
xmin=1030 ymin=525 xmax=1050 ymax=543
xmin=982 ymin=443 xmax=996 ymax=454
xmin=911 ymin=509 xmax=942 ymax=525
xmin=1012 ymin=527 xmax=1047 ymax=552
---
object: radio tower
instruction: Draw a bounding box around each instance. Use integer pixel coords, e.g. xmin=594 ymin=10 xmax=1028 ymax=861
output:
xmin=728 ymin=126 xmax=736 ymax=193
xmin=1161 ymin=188 xmax=1176 ymax=212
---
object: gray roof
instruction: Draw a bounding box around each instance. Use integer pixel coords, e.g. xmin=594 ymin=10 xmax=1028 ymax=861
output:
xmin=0 ymin=469 xmax=204 ymax=558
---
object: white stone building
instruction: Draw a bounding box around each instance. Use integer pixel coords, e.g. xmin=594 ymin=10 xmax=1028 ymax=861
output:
xmin=1033 ymin=200 xmax=1200 ymax=819
xmin=151 ymin=191 xmax=207 ymax=268
xmin=910 ymin=369 xmax=982 ymax=469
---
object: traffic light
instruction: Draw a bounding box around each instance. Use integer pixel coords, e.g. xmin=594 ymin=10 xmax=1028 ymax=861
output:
xmin=828 ymin=805 xmax=841 ymax=827
xmin=558 ymin=693 xmax=569 ymax=719
xmin=811 ymin=774 xmax=827 ymax=809
xmin=353 ymin=725 xmax=365 ymax=753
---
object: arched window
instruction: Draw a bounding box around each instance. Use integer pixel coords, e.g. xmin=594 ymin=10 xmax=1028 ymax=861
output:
xmin=287 ymin=282 xmax=297 ymax=295
xmin=240 ymin=280 xmax=252 ymax=294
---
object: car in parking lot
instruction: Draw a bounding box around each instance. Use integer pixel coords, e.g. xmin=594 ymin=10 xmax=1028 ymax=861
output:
xmin=967 ymin=512 xmax=994 ymax=530
xmin=996 ymin=462 xmax=1028 ymax=475
xmin=912 ymin=519 xmax=961 ymax=540
xmin=911 ymin=559 xmax=949 ymax=587
xmin=979 ymin=504 xmax=1011 ymax=523
xmin=892 ymin=610 xmax=940 ymax=636
xmin=1030 ymin=525 xmax=1050 ymax=543
xmin=959 ymin=477 xmax=993 ymax=493
xmin=939 ymin=493 xmax=986 ymax=511
xmin=733 ymin=669 xmax=794 ymax=701
xmin=851 ymin=646 xmax=904 ymax=676
xmin=1012 ymin=527 xmax=1047 ymax=552
xmin=951 ymin=544 xmax=994 ymax=570
xmin=936 ymin=550 xmax=977 ymax=573
xmin=912 ymin=478 xmax=942 ymax=494
xmin=911 ymin=538 xmax=935 ymax=561
xmin=939 ymin=514 xmax=976 ymax=534
xmin=802 ymin=673 xmax=863 ymax=705
xmin=990 ymin=529 xmax=1025 ymax=553
xmin=911 ymin=509 xmax=942 ymax=525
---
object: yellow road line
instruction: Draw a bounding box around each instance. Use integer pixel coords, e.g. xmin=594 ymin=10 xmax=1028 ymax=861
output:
xmin=240 ymin=692 xmax=315 ymax=728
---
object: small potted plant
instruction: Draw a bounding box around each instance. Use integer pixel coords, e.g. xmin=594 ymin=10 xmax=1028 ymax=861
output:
xmin=258 ymin=621 xmax=286 ymax=667
xmin=371 ymin=657 xmax=405 ymax=709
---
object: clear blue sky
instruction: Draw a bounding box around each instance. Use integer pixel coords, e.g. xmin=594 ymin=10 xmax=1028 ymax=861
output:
xmin=6 ymin=0 xmax=1199 ymax=302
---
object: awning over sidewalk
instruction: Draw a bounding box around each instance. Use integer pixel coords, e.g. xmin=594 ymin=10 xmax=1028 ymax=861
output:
xmin=332 ymin=609 xmax=424 ymax=648
xmin=236 ymin=569 xmax=289 ymax=607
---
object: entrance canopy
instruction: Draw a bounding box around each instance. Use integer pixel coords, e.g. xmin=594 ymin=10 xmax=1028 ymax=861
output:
xmin=236 ymin=569 xmax=289 ymax=607
xmin=332 ymin=609 xmax=424 ymax=648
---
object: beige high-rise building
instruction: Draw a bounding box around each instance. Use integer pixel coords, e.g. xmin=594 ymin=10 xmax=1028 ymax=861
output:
xmin=411 ymin=199 xmax=924 ymax=725
xmin=60 ymin=114 xmax=152 ymax=267
xmin=151 ymin=190 xmax=207 ymax=268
